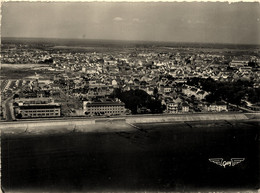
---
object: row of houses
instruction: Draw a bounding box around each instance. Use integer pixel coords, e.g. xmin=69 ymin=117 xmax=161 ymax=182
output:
xmin=166 ymin=100 xmax=227 ymax=114
xmin=167 ymin=102 xmax=189 ymax=113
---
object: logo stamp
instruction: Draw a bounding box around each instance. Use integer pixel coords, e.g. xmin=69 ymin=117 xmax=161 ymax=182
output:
xmin=209 ymin=158 xmax=245 ymax=168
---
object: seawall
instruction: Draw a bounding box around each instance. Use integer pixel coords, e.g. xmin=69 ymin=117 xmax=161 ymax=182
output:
xmin=0 ymin=113 xmax=258 ymax=134
xmin=125 ymin=113 xmax=249 ymax=123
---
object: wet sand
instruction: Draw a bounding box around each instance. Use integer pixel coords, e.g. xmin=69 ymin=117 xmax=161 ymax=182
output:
xmin=1 ymin=120 xmax=260 ymax=192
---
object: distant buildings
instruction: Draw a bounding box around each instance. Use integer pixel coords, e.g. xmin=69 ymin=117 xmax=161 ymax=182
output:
xmin=229 ymin=60 xmax=249 ymax=69
xmin=2 ymin=40 xmax=260 ymax=120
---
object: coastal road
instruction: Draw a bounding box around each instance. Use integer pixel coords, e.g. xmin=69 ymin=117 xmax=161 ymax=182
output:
xmin=1 ymin=112 xmax=258 ymax=133
xmin=1 ymin=111 xmax=256 ymax=124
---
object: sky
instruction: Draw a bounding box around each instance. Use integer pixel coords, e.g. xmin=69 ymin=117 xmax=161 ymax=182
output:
xmin=1 ymin=2 xmax=260 ymax=44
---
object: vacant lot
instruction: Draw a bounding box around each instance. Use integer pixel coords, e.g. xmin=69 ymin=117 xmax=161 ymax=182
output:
xmin=1 ymin=64 xmax=50 ymax=79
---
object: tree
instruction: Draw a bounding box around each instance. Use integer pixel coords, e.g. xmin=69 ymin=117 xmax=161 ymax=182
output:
xmin=232 ymin=90 xmax=246 ymax=106
xmin=188 ymin=77 xmax=251 ymax=105
xmin=113 ymin=88 xmax=164 ymax=114
xmin=112 ymin=88 xmax=122 ymax=98
xmin=13 ymin=94 xmax=19 ymax=99
xmin=248 ymin=61 xmax=257 ymax=68
xmin=191 ymin=95 xmax=196 ymax=102
xmin=16 ymin=113 xmax=22 ymax=119
xmin=153 ymin=87 xmax=158 ymax=96
xmin=248 ymin=88 xmax=260 ymax=104
xmin=148 ymin=99 xmax=164 ymax=113
xmin=205 ymin=94 xmax=220 ymax=103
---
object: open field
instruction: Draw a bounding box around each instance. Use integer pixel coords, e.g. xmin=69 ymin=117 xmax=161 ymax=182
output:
xmin=1 ymin=63 xmax=50 ymax=69
xmin=1 ymin=64 xmax=51 ymax=79
xmin=53 ymin=46 xmax=102 ymax=50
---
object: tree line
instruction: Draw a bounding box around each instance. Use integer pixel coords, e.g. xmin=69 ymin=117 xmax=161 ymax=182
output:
xmin=111 ymin=88 xmax=166 ymax=114
xmin=187 ymin=77 xmax=260 ymax=105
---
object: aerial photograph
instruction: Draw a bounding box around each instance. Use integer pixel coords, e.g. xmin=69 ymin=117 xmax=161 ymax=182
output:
xmin=0 ymin=1 xmax=260 ymax=192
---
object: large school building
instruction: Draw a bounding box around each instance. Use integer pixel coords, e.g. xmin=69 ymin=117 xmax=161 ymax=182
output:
xmin=14 ymin=97 xmax=61 ymax=118
xmin=83 ymin=101 xmax=126 ymax=116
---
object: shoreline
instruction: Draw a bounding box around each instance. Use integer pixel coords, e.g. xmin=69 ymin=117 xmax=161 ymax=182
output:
xmin=2 ymin=111 xmax=260 ymax=122
xmin=1 ymin=112 xmax=259 ymax=134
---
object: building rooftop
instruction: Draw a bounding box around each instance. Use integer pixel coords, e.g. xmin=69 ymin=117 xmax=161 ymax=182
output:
xmin=19 ymin=104 xmax=61 ymax=109
xmin=15 ymin=97 xmax=53 ymax=102
xmin=86 ymin=101 xmax=125 ymax=107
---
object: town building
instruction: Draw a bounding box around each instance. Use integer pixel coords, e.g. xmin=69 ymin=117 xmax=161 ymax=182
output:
xmin=204 ymin=101 xmax=228 ymax=112
xmin=229 ymin=60 xmax=248 ymax=69
xmin=167 ymin=102 xmax=179 ymax=114
xmin=181 ymin=102 xmax=190 ymax=112
xmin=14 ymin=97 xmax=61 ymax=118
xmin=83 ymin=101 xmax=126 ymax=116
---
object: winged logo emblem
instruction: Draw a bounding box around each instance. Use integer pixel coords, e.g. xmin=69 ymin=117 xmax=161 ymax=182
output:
xmin=209 ymin=158 xmax=245 ymax=168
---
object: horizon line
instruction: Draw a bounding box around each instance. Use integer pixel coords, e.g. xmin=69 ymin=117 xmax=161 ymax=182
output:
xmin=2 ymin=36 xmax=260 ymax=46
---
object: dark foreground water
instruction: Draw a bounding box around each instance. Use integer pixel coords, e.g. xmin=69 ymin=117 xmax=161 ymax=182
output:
xmin=2 ymin=121 xmax=260 ymax=192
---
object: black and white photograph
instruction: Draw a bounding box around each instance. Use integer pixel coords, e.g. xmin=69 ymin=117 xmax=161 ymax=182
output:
xmin=0 ymin=1 xmax=260 ymax=192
